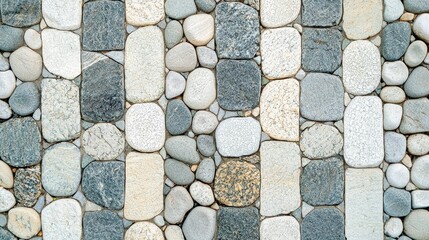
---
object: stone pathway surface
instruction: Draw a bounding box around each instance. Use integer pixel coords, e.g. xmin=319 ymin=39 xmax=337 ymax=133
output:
xmin=0 ymin=0 xmax=429 ymax=239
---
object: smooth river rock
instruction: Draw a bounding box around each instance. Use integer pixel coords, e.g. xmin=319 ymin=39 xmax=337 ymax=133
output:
xmin=400 ymin=98 xmax=429 ymax=134
xmin=260 ymin=0 xmax=300 ymax=27
xmin=42 ymin=0 xmax=82 ymax=30
xmin=300 ymin=124 xmax=343 ymax=159
xmin=343 ymin=0 xmax=382 ymax=39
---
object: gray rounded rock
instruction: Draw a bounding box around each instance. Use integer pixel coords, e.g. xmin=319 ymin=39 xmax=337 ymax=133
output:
xmin=195 ymin=0 xmax=216 ymax=12
xmin=301 ymin=208 xmax=345 ymax=240
xmin=83 ymin=210 xmax=124 ymax=240
xmin=165 ymin=0 xmax=196 ymax=19
xmin=165 ymin=20 xmax=183 ymax=49
xmin=196 ymin=158 xmax=215 ymax=184
xmin=164 ymin=186 xmax=193 ymax=224
xmin=381 ymin=22 xmax=411 ymax=61
xmin=165 ymin=136 xmax=200 ymax=164
xmin=9 ymin=82 xmax=40 ymax=116
xmin=165 ymin=159 xmax=195 ymax=185
xmin=404 ymin=40 xmax=427 ymax=67
xmin=182 ymin=206 xmax=217 ymax=240
xmin=197 ymin=135 xmax=216 ymax=157
xmin=384 ymin=131 xmax=407 ymax=163
xmin=0 ymin=227 xmax=16 ymax=240
xmin=404 ymin=0 xmax=429 ymax=13
xmin=166 ymin=99 xmax=192 ymax=135
xmin=384 ymin=187 xmax=411 ymax=217
xmin=0 ymin=25 xmax=24 ymax=52
xmin=404 ymin=66 xmax=429 ymax=98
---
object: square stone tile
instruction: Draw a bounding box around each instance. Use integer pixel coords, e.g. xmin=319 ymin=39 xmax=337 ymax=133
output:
xmin=217 ymin=207 xmax=259 ymax=240
xmin=302 ymin=0 xmax=342 ymax=27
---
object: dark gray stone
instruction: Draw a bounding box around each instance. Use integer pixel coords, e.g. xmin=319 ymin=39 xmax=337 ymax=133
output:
xmin=0 ymin=117 xmax=41 ymax=167
xmin=215 ymin=2 xmax=259 ymax=59
xmin=197 ymin=135 xmax=216 ymax=157
xmin=300 ymin=73 xmax=344 ymax=121
xmin=404 ymin=0 xmax=429 ymax=13
xmin=302 ymin=0 xmax=342 ymax=27
xmin=0 ymin=25 xmax=24 ymax=51
xmin=381 ymin=22 xmax=411 ymax=61
xmin=83 ymin=210 xmax=124 ymax=240
xmin=301 ymin=157 xmax=344 ymax=206
xmin=302 ymin=208 xmax=345 ymax=240
xmin=384 ymin=187 xmax=411 ymax=217
xmin=81 ymin=57 xmax=124 ymax=122
xmin=217 ymin=207 xmax=259 ymax=240
xmin=404 ymin=66 xmax=429 ymax=98
xmin=302 ymin=28 xmax=342 ymax=73
xmin=165 ymin=158 xmax=195 ymax=185
xmin=195 ymin=0 xmax=216 ymax=13
xmin=83 ymin=0 xmax=125 ymax=51
xmin=82 ymin=161 xmax=125 ymax=210
xmin=9 ymin=82 xmax=40 ymax=116
xmin=0 ymin=227 xmax=17 ymax=240
xmin=196 ymin=158 xmax=215 ymax=184
xmin=13 ymin=165 xmax=41 ymax=207
xmin=384 ymin=131 xmax=406 ymax=163
xmin=0 ymin=0 xmax=41 ymax=27
xmin=166 ymin=99 xmax=192 ymax=135
xmin=217 ymin=60 xmax=261 ymax=110
xmin=400 ymin=98 xmax=429 ymax=134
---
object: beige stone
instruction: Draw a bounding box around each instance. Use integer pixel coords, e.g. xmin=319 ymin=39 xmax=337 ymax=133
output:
xmin=183 ymin=14 xmax=214 ymax=46
xmin=260 ymin=0 xmax=300 ymax=27
xmin=0 ymin=160 xmax=13 ymax=188
xmin=343 ymin=0 xmax=382 ymax=39
xmin=260 ymin=216 xmax=300 ymax=240
xmin=125 ymin=0 xmax=164 ymax=26
xmin=166 ymin=42 xmax=197 ymax=72
xmin=9 ymin=46 xmax=42 ymax=81
xmin=125 ymin=222 xmax=164 ymax=240
xmin=8 ymin=207 xmax=41 ymax=239
xmin=183 ymin=68 xmax=216 ymax=110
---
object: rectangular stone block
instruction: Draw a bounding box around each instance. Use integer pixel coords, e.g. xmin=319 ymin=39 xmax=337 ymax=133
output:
xmin=345 ymin=168 xmax=383 ymax=240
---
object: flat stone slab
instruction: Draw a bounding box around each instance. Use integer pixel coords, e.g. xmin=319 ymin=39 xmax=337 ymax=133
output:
xmin=260 ymin=141 xmax=301 ymax=216
xmin=400 ymin=98 xmax=429 ymax=134
xmin=125 ymin=222 xmax=164 ymax=240
xmin=344 ymin=96 xmax=383 ymax=168
xmin=1 ymin=0 xmax=42 ymax=27
xmin=302 ymin=208 xmax=345 ymax=239
xmin=82 ymin=123 xmax=125 ymax=161
xmin=125 ymin=0 xmax=164 ymax=26
xmin=302 ymin=0 xmax=342 ymax=26
xmin=300 ymin=124 xmax=343 ymax=159
xmin=42 ymin=199 xmax=82 ymax=240
xmin=343 ymin=0 xmax=382 ymax=39
xmin=260 ymin=0 xmax=300 ymax=27
xmin=260 ymin=216 xmax=300 ymax=240
xmin=83 ymin=210 xmax=124 ymax=240
xmin=217 ymin=207 xmax=259 ymax=240
xmin=42 ymin=0 xmax=82 ymax=30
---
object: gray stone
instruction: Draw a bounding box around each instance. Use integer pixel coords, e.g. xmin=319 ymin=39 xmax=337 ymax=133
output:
xmin=302 ymin=0 xmax=342 ymax=26
xmin=404 ymin=210 xmax=429 ymax=239
xmin=82 ymin=161 xmax=125 ymax=210
xmin=301 ymin=157 xmax=344 ymax=206
xmin=196 ymin=158 xmax=215 ymax=184
xmin=302 ymin=28 xmax=342 ymax=73
xmin=381 ymin=22 xmax=411 ymax=61
xmin=83 ymin=210 xmax=124 ymax=240
xmin=384 ymin=187 xmax=411 ymax=217
xmin=0 ymin=25 xmax=24 ymax=51
xmin=81 ymin=54 xmax=124 ymax=122
xmin=217 ymin=207 xmax=259 ymax=240
xmin=300 ymin=124 xmax=343 ymax=159
xmin=404 ymin=40 xmax=427 ymax=67
xmin=197 ymin=135 xmax=216 ymax=157
xmin=166 ymin=99 xmax=192 ymax=135
xmin=83 ymin=0 xmax=125 ymax=51
xmin=165 ymin=159 xmax=195 ymax=185
xmin=0 ymin=55 xmax=9 ymax=71
xmin=404 ymin=0 xmax=429 ymax=13
xmin=384 ymin=0 xmax=404 ymax=22
xmin=215 ymin=2 xmax=259 ymax=59
xmin=164 ymin=186 xmax=194 ymax=224
xmin=14 ymin=166 xmax=41 ymax=207
xmin=182 ymin=207 xmax=216 ymax=240
xmin=0 ymin=227 xmax=16 ymax=240
xmin=164 ymin=20 xmax=183 ymax=49
xmin=9 ymin=82 xmax=40 ymax=116
xmin=404 ymin=66 xmax=429 ymax=98
xmin=196 ymin=46 xmax=218 ymax=69
xmin=300 ymin=73 xmax=344 ymax=121
xmin=165 ymin=136 xmax=200 ymax=164
xmin=384 ymin=131 xmax=406 ymax=163
xmin=0 ymin=0 xmax=42 ymax=27
xmin=165 ymin=0 xmax=196 ymax=19
xmin=195 ymin=0 xmax=216 ymax=13
xmin=301 ymin=208 xmax=345 ymax=240
xmin=0 ymin=215 xmax=6 ymax=227
xmin=400 ymin=98 xmax=429 ymax=134
xmin=0 ymin=117 xmax=41 ymax=167
xmin=217 ymin=60 xmax=261 ymax=110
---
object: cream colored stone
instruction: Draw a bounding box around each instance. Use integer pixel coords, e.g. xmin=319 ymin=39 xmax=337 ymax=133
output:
xmin=261 ymin=216 xmax=300 ymax=240
xmin=260 ymin=0 xmax=300 ymax=27
xmin=125 ymin=222 xmax=164 ymax=240
xmin=0 ymin=160 xmax=13 ymax=188
xmin=165 ymin=42 xmax=197 ymax=72
xmin=125 ymin=0 xmax=164 ymax=26
xmin=183 ymin=68 xmax=216 ymax=110
xmin=183 ymin=14 xmax=214 ymax=46
xmin=9 ymin=46 xmax=42 ymax=81
xmin=8 ymin=207 xmax=41 ymax=239
xmin=343 ymin=0 xmax=383 ymax=39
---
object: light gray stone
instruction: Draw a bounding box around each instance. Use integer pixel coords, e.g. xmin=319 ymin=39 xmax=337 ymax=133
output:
xmin=192 ymin=110 xmax=218 ymax=134
xmin=384 ymin=131 xmax=406 ymax=163
xmin=125 ymin=222 xmax=164 ymax=240
xmin=380 ymin=86 xmax=406 ymax=103
xmin=0 ymin=70 xmax=16 ymax=99
xmin=411 ymin=190 xmax=429 ymax=208
xmin=343 ymin=0 xmax=383 ymax=39
xmin=300 ymin=124 xmax=343 ymax=159
xmin=189 ymin=181 xmax=214 ymax=206
xmin=196 ymin=158 xmax=215 ymax=184
xmin=260 ymin=0 xmax=300 ymax=27
xmin=411 ymin=155 xmax=429 ymax=189
xmin=165 ymin=159 xmax=195 ymax=185
xmin=125 ymin=0 xmax=164 ymax=26
xmin=182 ymin=207 xmax=216 ymax=240
xmin=42 ymin=0 xmax=82 ymax=30
xmin=404 ymin=40 xmax=427 ymax=67
xmin=404 ymin=210 xmax=429 ymax=239
xmin=82 ymin=123 xmax=125 ymax=160
xmin=413 ymin=14 xmax=429 ymax=44
xmin=166 ymin=42 xmax=197 ymax=72
xmin=382 ymin=61 xmax=409 ymax=86
xmin=165 ymin=71 xmax=186 ymax=99
xmin=7 ymin=207 xmax=40 ymax=239
xmin=407 ymin=134 xmax=429 ymax=156
xmin=384 ymin=103 xmax=402 ymax=130
xmin=0 ymin=188 xmax=15 ymax=212
xmin=183 ymin=14 xmax=214 ymax=46
xmin=260 ymin=216 xmax=300 ymax=240
xmin=196 ymin=46 xmax=217 ymax=69
xmin=0 ymin=160 xmax=13 ymax=188
xmin=386 ymin=163 xmax=410 ymax=189
xmin=24 ymin=29 xmax=41 ymax=50
xmin=400 ymin=98 xmax=429 ymax=134
xmin=384 ymin=0 xmax=404 ymax=22
xmin=9 ymin=46 xmax=42 ymax=81
xmin=165 ymin=0 xmax=196 ymax=19
xmin=41 ymin=199 xmax=82 ymax=240
xmin=165 ymin=20 xmax=183 ymax=49
xmin=183 ymin=68 xmax=216 ymax=110
xmin=164 ymin=186 xmax=193 ymax=224
xmin=404 ymin=66 xmax=429 ymax=98
xmin=165 ymin=136 xmax=200 ymax=164
xmin=0 ymin=100 xmax=12 ymax=120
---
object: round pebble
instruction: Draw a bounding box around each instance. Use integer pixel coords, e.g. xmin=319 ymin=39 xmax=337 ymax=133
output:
xmin=197 ymin=135 xmax=216 ymax=157
xmin=0 ymin=160 xmax=13 ymax=188
xmin=190 ymin=181 xmax=215 ymax=206
xmin=404 ymin=210 xmax=429 ymax=239
xmin=165 ymin=20 xmax=183 ymax=49
xmin=382 ymin=61 xmax=409 ymax=86
xmin=384 ymin=131 xmax=407 ymax=163
xmin=0 ymin=55 xmax=9 ymax=71
xmin=166 ymin=99 xmax=192 ymax=135
xmin=404 ymin=66 xmax=429 ymax=98
xmin=0 ymin=188 xmax=16 ymax=212
xmin=164 ymin=186 xmax=193 ymax=224
xmin=413 ymin=13 xmax=429 ymax=44
xmin=196 ymin=158 xmax=215 ymax=184
xmin=404 ymin=40 xmax=427 ymax=67
xmin=408 ymin=134 xmax=429 ymax=156
xmin=384 ymin=0 xmax=404 ymax=22
xmin=182 ymin=206 xmax=216 ymax=240
xmin=195 ymin=0 xmax=216 ymax=12
xmin=380 ymin=86 xmax=406 ymax=103
xmin=125 ymin=222 xmax=164 ymax=240
xmin=165 ymin=225 xmax=185 ymax=240
xmin=385 ymin=217 xmax=403 ymax=238
xmin=183 ymin=14 xmax=214 ymax=46
xmin=384 ymin=187 xmax=411 ymax=217
xmin=383 ymin=103 xmax=402 ymax=130
xmin=82 ymin=123 xmax=125 ymax=160
xmin=183 ymin=68 xmax=216 ymax=110
xmin=0 ymin=100 xmax=12 ymax=120
xmin=9 ymin=82 xmax=40 ymax=116
xmin=196 ymin=46 xmax=218 ymax=69
xmin=166 ymin=42 xmax=197 ymax=72
xmin=0 ymin=25 xmax=24 ymax=52
xmin=386 ymin=164 xmax=410 ymax=188
xmin=411 ymin=155 xmax=429 ymax=189
xmin=24 ymin=29 xmax=42 ymax=50
xmin=165 ymin=0 xmax=197 ymax=19
xmin=165 ymin=136 xmax=200 ymax=164
xmin=7 ymin=207 xmax=41 ymax=239
xmin=165 ymin=71 xmax=186 ymax=99
xmin=0 ymin=70 xmax=16 ymax=99
xmin=165 ymin=159 xmax=195 ymax=185
xmin=9 ymin=46 xmax=42 ymax=81
xmin=192 ymin=110 xmax=218 ymax=134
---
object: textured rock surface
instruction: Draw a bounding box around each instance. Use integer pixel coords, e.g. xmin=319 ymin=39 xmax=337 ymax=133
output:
xmin=301 ymin=0 xmax=342 ymax=26
xmin=42 ymin=0 xmax=82 ymax=30
xmin=125 ymin=222 xmax=164 ymax=240
xmin=302 ymin=208 xmax=345 ymax=240
xmin=164 ymin=20 xmax=183 ymax=49
xmin=164 ymin=186 xmax=193 ymax=224
xmin=183 ymin=14 xmax=214 ymax=46
xmin=381 ymin=22 xmax=411 ymax=61
xmin=1 ymin=0 xmax=42 ymax=27
xmin=182 ymin=207 xmax=216 ymax=240
xmin=400 ymin=98 xmax=429 ymax=134
xmin=0 ymin=25 xmax=24 ymax=52
xmin=300 ymin=124 xmax=343 ymax=159
xmin=125 ymin=0 xmax=164 ymax=26
xmin=183 ymin=68 xmax=216 ymax=110
xmin=13 ymin=166 xmax=41 ymax=207
xmin=343 ymin=0 xmax=382 ymax=39
xmin=260 ymin=216 xmax=300 ymax=240
xmin=384 ymin=187 xmax=411 ymax=217
xmin=9 ymin=82 xmax=40 ymax=116
xmin=260 ymin=0 xmax=300 ymax=27
xmin=217 ymin=207 xmax=259 ymax=240
xmin=7 ymin=207 xmax=41 ymax=239
xmin=42 ymin=199 xmax=82 ymax=240
xmin=82 ymin=123 xmax=125 ymax=161
xmin=83 ymin=210 xmax=123 ymax=240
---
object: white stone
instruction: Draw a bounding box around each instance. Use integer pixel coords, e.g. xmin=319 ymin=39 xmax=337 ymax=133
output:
xmin=165 ymin=71 xmax=186 ymax=99
xmin=343 ymin=0 xmax=382 ymax=39
xmin=41 ymin=78 xmax=81 ymax=142
xmin=125 ymin=103 xmax=165 ymax=152
xmin=260 ymin=79 xmax=300 ymax=141
xmin=0 ymin=188 xmax=15 ymax=212
xmin=125 ymin=0 xmax=164 ymax=26
xmin=196 ymin=47 xmax=217 ymax=69
xmin=260 ymin=141 xmax=301 ymax=216
xmin=413 ymin=13 xmax=429 ymax=44
xmin=42 ymin=199 xmax=82 ymax=240
xmin=42 ymin=0 xmax=82 ymax=30
xmin=261 ymin=27 xmax=301 ymax=79
xmin=0 ymin=70 xmax=15 ymax=99
xmin=407 ymin=134 xmax=429 ymax=156
xmin=384 ymin=103 xmax=402 ymax=130
xmin=384 ymin=0 xmax=404 ymax=22
xmin=183 ymin=14 xmax=214 ymax=46
xmin=124 ymin=152 xmax=164 ymax=221
xmin=164 ymin=186 xmax=193 ymax=224
xmin=42 ymin=143 xmax=81 ymax=197
xmin=411 ymin=155 xmax=429 ymax=189
xmin=0 ymin=100 xmax=12 ymax=120
xmin=260 ymin=216 xmax=300 ymax=240
xmin=385 ymin=217 xmax=403 ymax=238
xmin=404 ymin=40 xmax=428 ymax=67
xmin=412 ymin=190 xmax=429 ymax=208
xmin=344 ymin=96 xmax=384 ymax=168
xmin=343 ymin=40 xmax=381 ymax=95
xmin=300 ymin=123 xmax=343 ymax=159
xmin=82 ymin=123 xmax=125 ymax=160
xmin=125 ymin=222 xmax=164 ymax=240
xmin=215 ymin=117 xmax=261 ymax=157
xmin=386 ymin=163 xmax=410 ymax=188
xmin=24 ymin=28 xmax=42 ymax=50
xmin=7 ymin=207 xmax=41 ymax=239
xmin=260 ymin=0 xmax=300 ymax=27
xmin=165 ymin=225 xmax=185 ymax=240
xmin=0 ymin=55 xmax=8 ymax=71
xmin=380 ymin=86 xmax=406 ymax=103
xmin=192 ymin=110 xmax=218 ymax=134
xmin=183 ymin=68 xmax=216 ymax=110
xmin=125 ymin=26 xmax=164 ymax=103
xmin=190 ymin=181 xmax=214 ymax=206
xmin=9 ymin=46 xmax=42 ymax=81
xmin=166 ymin=42 xmax=197 ymax=72
xmin=0 ymin=160 xmax=13 ymax=188
xmin=382 ymin=61 xmax=409 ymax=85
xmin=345 ymin=168 xmax=383 ymax=240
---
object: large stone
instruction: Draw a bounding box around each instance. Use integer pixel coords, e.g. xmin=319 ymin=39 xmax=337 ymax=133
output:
xmin=260 ymin=79 xmax=299 ymax=141
xmin=413 ymin=14 xmax=429 ymax=44
xmin=41 ymin=79 xmax=81 ymax=142
xmin=260 ymin=216 xmax=300 ymax=240
xmin=404 ymin=210 xmax=429 ymax=239
xmin=83 ymin=0 xmax=125 ymax=51
xmin=182 ymin=207 xmax=216 ymax=240
xmin=381 ymin=22 xmax=411 ymax=61
xmin=164 ymin=186 xmax=193 ymax=224
xmin=0 ymin=0 xmax=42 ymax=27
xmin=301 ymin=0 xmax=342 ymax=26
xmin=124 ymin=152 xmax=164 ymax=221
xmin=404 ymin=66 xmax=429 ymax=98
xmin=125 ymin=0 xmax=164 ymax=26
xmin=300 ymin=124 xmax=343 ymax=159
xmin=125 ymin=222 xmax=164 ymax=240
xmin=261 ymin=27 xmax=300 ymax=79
xmin=0 ymin=117 xmax=41 ymax=167
xmin=384 ymin=187 xmax=411 ymax=217
xmin=216 ymin=60 xmax=261 ymax=110
xmin=166 ymin=99 xmax=192 ymax=135
xmin=82 ymin=123 xmax=125 ymax=161
xmin=42 ymin=199 xmax=82 ymax=240
xmin=217 ymin=207 xmax=259 ymax=240
xmin=302 ymin=208 xmax=345 ymax=240
xmin=42 ymin=0 xmax=82 ymax=30
xmin=165 ymin=136 xmax=200 ymax=164
xmin=215 ymin=117 xmax=261 ymax=157
xmin=125 ymin=26 xmax=164 ymax=103
xmin=9 ymin=82 xmax=40 ymax=116
xmin=344 ymin=96 xmax=383 ymax=168
xmin=260 ymin=141 xmax=301 ymax=216
xmin=343 ymin=0 xmax=382 ymax=39
xmin=9 ymin=46 xmax=42 ymax=81
xmin=345 ymin=168 xmax=383 ymax=240
xmin=42 ymin=29 xmax=81 ymax=79
xmin=215 ymin=2 xmax=259 ymax=59
xmin=400 ymin=98 xmax=429 ymax=134
xmin=302 ymin=28 xmax=342 ymax=73
xmin=165 ymin=42 xmax=197 ymax=72
xmin=404 ymin=0 xmax=429 ymax=13
xmin=83 ymin=210 xmax=124 ymax=240
xmin=300 ymin=73 xmax=344 ymax=121
xmin=125 ymin=103 xmax=165 ymax=152
xmin=260 ymin=0 xmax=300 ymax=27
xmin=0 ymin=25 xmax=24 ymax=52
xmin=183 ymin=68 xmax=216 ymax=110
xmin=81 ymin=53 xmax=124 ymax=122
xmin=7 ymin=207 xmax=40 ymax=239
xmin=14 ymin=166 xmax=41 ymax=207
xmin=165 ymin=159 xmax=195 ymax=185
xmin=42 ymin=143 xmax=80 ymax=197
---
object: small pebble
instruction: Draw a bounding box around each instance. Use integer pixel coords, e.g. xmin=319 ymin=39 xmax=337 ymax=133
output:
xmin=404 ymin=40 xmax=427 ymax=67
xmin=386 ymin=163 xmax=410 ymax=188
xmin=24 ymin=29 xmax=42 ymax=50
xmin=196 ymin=158 xmax=215 ymax=184
xmin=385 ymin=217 xmax=403 ymax=238
xmin=190 ymin=181 xmax=215 ymax=206
xmin=382 ymin=61 xmax=409 ymax=86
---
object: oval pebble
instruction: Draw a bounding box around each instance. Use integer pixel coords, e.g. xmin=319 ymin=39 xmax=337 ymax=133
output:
xmin=413 ymin=14 xmax=429 ymax=44
xmin=0 ymin=160 xmax=13 ymax=188
xmin=166 ymin=42 xmax=197 ymax=72
xmin=382 ymin=61 xmax=409 ymax=86
xmin=386 ymin=163 xmax=410 ymax=188
xmin=411 ymin=155 xmax=429 ymax=189
xmin=404 ymin=40 xmax=427 ymax=67
xmin=166 ymin=99 xmax=192 ymax=135
xmin=380 ymin=86 xmax=406 ymax=103
xmin=0 ymin=70 xmax=16 ymax=99
xmin=165 ymin=20 xmax=183 ymax=49
xmin=385 ymin=217 xmax=403 ymax=238
xmin=183 ymin=68 xmax=216 ymax=110
xmin=190 ymin=181 xmax=215 ymax=206
xmin=9 ymin=46 xmax=42 ymax=81
xmin=384 ymin=0 xmax=404 ymax=22
xmin=407 ymin=134 xmax=429 ymax=156
xmin=183 ymin=14 xmax=214 ymax=46
xmin=0 ymin=188 xmax=16 ymax=212
xmin=404 ymin=210 xmax=429 ymax=239
xmin=404 ymin=66 xmax=429 ymax=98
xmin=165 ymin=71 xmax=186 ymax=99
xmin=9 ymin=82 xmax=40 ymax=116
xmin=0 ymin=100 xmax=12 ymax=120
xmin=196 ymin=158 xmax=215 ymax=184
xmin=165 ymin=159 xmax=195 ymax=185
xmin=7 ymin=207 xmax=41 ymax=239
xmin=192 ymin=110 xmax=218 ymax=134
xmin=24 ymin=29 xmax=42 ymax=50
